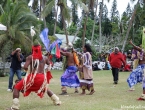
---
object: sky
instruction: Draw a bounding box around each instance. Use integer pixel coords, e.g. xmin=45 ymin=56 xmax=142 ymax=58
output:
xmin=28 ymin=0 xmax=138 ymax=19
xmin=103 ymin=0 xmax=138 ymax=17
xmin=76 ymin=0 xmax=138 ymax=19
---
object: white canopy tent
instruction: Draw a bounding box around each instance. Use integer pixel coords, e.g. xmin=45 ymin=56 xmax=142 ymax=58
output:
xmin=0 ymin=23 xmax=7 ymax=30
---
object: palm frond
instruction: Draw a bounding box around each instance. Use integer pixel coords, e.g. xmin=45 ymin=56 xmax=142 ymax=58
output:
xmin=73 ymin=0 xmax=88 ymax=13
xmin=42 ymin=0 xmax=55 ymax=17
xmin=0 ymin=33 xmax=7 ymax=45
xmin=62 ymin=6 xmax=71 ymax=22
xmin=15 ymin=31 xmax=32 ymax=51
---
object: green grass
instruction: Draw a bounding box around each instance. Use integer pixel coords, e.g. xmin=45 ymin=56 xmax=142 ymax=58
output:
xmin=0 ymin=70 xmax=145 ymax=110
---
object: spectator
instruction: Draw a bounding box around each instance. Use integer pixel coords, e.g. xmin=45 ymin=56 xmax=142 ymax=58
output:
xmin=7 ymin=48 xmax=24 ymax=92
xmin=109 ymin=47 xmax=126 ymax=84
xmin=97 ymin=62 xmax=104 ymax=70
xmin=104 ymin=61 xmax=111 ymax=70
xmin=92 ymin=63 xmax=101 ymax=71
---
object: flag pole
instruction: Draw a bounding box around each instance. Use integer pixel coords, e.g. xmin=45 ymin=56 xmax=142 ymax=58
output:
xmin=30 ymin=26 xmax=36 ymax=46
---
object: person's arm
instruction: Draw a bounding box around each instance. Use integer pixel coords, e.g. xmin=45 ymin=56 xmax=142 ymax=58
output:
xmin=129 ymin=40 xmax=142 ymax=52
xmin=23 ymin=56 xmax=31 ymax=71
xmin=11 ymin=50 xmax=17 ymax=56
xmin=60 ymin=50 xmax=69 ymax=56
xmin=17 ymin=53 xmax=23 ymax=62
xmin=120 ymin=54 xmax=126 ymax=67
xmin=46 ymin=57 xmax=50 ymax=65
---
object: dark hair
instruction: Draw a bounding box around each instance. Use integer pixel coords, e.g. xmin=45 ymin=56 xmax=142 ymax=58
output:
xmin=84 ymin=44 xmax=92 ymax=53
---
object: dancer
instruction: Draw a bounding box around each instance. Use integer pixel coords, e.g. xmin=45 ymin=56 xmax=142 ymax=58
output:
xmin=131 ymin=47 xmax=141 ymax=69
xmin=127 ymin=47 xmax=142 ymax=91
xmin=59 ymin=46 xmax=80 ymax=95
xmin=127 ymin=40 xmax=144 ymax=94
xmin=79 ymin=44 xmax=95 ymax=95
xmin=6 ymin=44 xmax=61 ymax=110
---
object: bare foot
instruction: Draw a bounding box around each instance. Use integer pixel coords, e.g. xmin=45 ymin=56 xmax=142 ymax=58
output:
xmin=56 ymin=103 xmax=61 ymax=106
xmin=86 ymin=90 xmax=95 ymax=95
xmin=74 ymin=90 xmax=79 ymax=93
xmin=6 ymin=107 xmax=18 ymax=110
xmin=137 ymin=97 xmax=145 ymax=101
xmin=59 ymin=92 xmax=67 ymax=95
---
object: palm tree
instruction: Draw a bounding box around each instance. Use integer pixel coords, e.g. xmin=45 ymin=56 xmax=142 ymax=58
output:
xmin=53 ymin=0 xmax=59 ymax=36
xmin=121 ymin=0 xmax=140 ymax=52
xmin=0 ymin=0 xmax=39 ymax=54
xmin=71 ymin=0 xmax=88 ymax=43
xmin=91 ymin=0 xmax=98 ymax=44
xmin=81 ymin=0 xmax=94 ymax=48
xmin=98 ymin=0 xmax=110 ymax=52
xmin=0 ymin=0 xmax=39 ymax=76
xmin=43 ymin=0 xmax=88 ymax=45
xmin=57 ymin=0 xmax=71 ymax=45
xmin=42 ymin=0 xmax=70 ymax=44
xmin=41 ymin=0 xmax=47 ymax=27
xmin=98 ymin=0 xmax=103 ymax=53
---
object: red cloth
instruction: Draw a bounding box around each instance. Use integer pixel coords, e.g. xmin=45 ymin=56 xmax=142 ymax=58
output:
xmin=46 ymin=71 xmax=53 ymax=83
xmin=124 ymin=64 xmax=131 ymax=71
xmin=49 ymin=55 xmax=54 ymax=66
xmin=109 ymin=52 xmax=126 ymax=68
xmin=123 ymin=54 xmax=127 ymax=61
xmin=15 ymin=73 xmax=46 ymax=98
xmin=56 ymin=44 xmax=60 ymax=58
xmin=32 ymin=45 xmax=43 ymax=60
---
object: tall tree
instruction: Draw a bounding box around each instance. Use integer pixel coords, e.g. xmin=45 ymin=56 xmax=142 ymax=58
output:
xmin=81 ymin=0 xmax=94 ymax=48
xmin=57 ymin=0 xmax=71 ymax=45
xmin=0 ymin=0 xmax=39 ymax=53
xmin=122 ymin=0 xmax=140 ymax=51
xmin=110 ymin=0 xmax=119 ymax=22
xmin=91 ymin=0 xmax=98 ymax=44
xmin=71 ymin=3 xmax=79 ymax=26
xmin=71 ymin=0 xmax=88 ymax=43
xmin=102 ymin=5 xmax=108 ymax=22
xmin=98 ymin=0 xmax=110 ymax=52
xmin=126 ymin=3 xmax=132 ymax=17
xmin=0 ymin=0 xmax=39 ymax=74
xmin=98 ymin=1 xmax=103 ymax=52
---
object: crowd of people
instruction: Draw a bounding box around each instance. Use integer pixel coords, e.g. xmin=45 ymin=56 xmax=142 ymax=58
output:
xmin=5 ymin=39 xmax=145 ymax=110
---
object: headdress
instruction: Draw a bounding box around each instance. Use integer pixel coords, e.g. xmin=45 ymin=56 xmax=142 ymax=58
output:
xmin=32 ymin=45 xmax=42 ymax=60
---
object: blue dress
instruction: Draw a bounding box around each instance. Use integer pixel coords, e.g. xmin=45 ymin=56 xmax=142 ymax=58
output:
xmin=61 ymin=66 xmax=80 ymax=87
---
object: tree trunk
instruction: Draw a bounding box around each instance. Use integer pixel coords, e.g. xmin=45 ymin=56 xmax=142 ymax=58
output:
xmin=99 ymin=0 xmax=103 ymax=52
xmin=59 ymin=2 xmax=69 ymax=45
xmin=82 ymin=16 xmax=88 ymax=48
xmin=53 ymin=5 xmax=58 ymax=36
xmin=121 ymin=7 xmax=137 ymax=52
xmin=43 ymin=0 xmax=46 ymax=28
xmin=82 ymin=1 xmax=92 ymax=48
xmin=72 ymin=14 xmax=84 ymax=44
xmin=91 ymin=0 xmax=98 ymax=44
xmin=39 ymin=0 xmax=42 ymax=19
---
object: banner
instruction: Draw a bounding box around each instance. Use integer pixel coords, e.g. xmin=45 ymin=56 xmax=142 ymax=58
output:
xmin=39 ymin=28 xmax=50 ymax=52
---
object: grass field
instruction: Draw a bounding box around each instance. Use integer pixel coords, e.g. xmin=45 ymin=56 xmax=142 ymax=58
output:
xmin=0 ymin=70 xmax=145 ymax=110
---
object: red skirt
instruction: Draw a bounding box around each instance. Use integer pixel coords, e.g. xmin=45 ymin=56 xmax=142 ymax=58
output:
xmin=15 ymin=72 xmax=53 ymax=98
